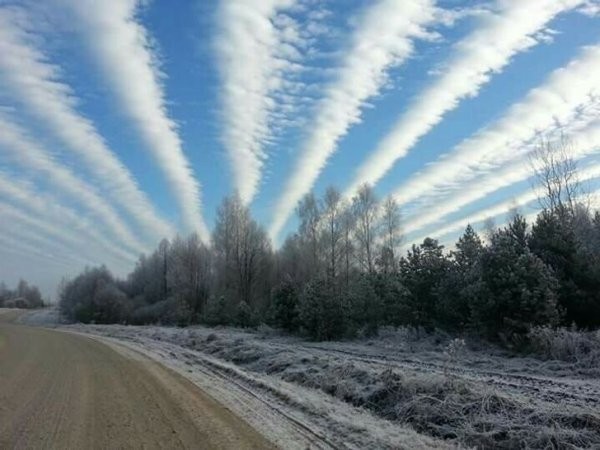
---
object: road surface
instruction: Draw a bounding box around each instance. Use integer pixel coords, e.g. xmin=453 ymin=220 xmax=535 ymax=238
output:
xmin=0 ymin=310 xmax=274 ymax=449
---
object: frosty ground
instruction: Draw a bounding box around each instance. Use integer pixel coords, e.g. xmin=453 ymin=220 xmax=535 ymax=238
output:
xmin=22 ymin=309 xmax=600 ymax=449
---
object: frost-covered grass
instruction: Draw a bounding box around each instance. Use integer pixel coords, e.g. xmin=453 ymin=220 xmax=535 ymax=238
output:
xmin=28 ymin=312 xmax=600 ymax=449
xmin=48 ymin=326 xmax=600 ymax=448
xmin=527 ymin=326 xmax=600 ymax=372
xmin=17 ymin=306 xmax=63 ymax=326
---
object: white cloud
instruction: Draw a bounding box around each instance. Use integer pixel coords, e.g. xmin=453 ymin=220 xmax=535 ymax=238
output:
xmin=0 ymin=6 xmax=174 ymax=244
xmin=344 ymin=0 xmax=584 ymax=198
xmin=215 ymin=0 xmax=304 ymax=205
xmin=401 ymin=107 xmax=600 ymax=238
xmin=392 ymin=43 xmax=600 ymax=225
xmin=0 ymin=174 xmax=137 ymax=268
xmin=408 ymin=160 xmax=600 ymax=248
xmin=268 ymin=0 xmax=439 ymax=243
xmin=55 ymin=0 xmax=209 ymax=240
xmin=0 ymin=117 xmax=148 ymax=256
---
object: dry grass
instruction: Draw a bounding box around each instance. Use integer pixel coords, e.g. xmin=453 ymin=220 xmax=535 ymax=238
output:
xmin=527 ymin=326 xmax=600 ymax=372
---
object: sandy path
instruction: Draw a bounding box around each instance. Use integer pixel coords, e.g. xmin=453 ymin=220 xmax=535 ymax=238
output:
xmin=0 ymin=313 xmax=274 ymax=449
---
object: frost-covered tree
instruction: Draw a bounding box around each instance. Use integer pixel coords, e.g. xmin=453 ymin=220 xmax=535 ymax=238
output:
xmin=320 ymin=186 xmax=344 ymax=280
xmin=213 ymin=194 xmax=272 ymax=309
xmin=352 ymin=184 xmax=379 ymax=273
xmin=377 ymin=196 xmax=401 ymax=274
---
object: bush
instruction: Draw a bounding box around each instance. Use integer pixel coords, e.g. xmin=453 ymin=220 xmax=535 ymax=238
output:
xmin=527 ymin=326 xmax=600 ymax=368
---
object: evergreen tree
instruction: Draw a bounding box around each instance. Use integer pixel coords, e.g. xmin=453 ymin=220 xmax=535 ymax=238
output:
xmin=298 ymin=278 xmax=345 ymax=340
xmin=400 ymin=238 xmax=449 ymax=329
xmin=472 ymin=217 xmax=560 ymax=343
xmin=437 ymin=225 xmax=483 ymax=331
xmin=530 ymin=208 xmax=600 ymax=328
xmin=270 ymin=278 xmax=300 ymax=332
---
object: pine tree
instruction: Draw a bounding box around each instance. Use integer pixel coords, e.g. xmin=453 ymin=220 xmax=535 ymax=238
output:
xmin=472 ymin=217 xmax=560 ymax=344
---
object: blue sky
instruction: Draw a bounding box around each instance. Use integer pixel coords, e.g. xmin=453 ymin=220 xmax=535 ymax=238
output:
xmin=0 ymin=0 xmax=599 ymax=297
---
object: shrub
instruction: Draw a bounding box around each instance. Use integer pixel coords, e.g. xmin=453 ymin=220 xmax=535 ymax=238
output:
xmin=527 ymin=326 xmax=600 ymax=368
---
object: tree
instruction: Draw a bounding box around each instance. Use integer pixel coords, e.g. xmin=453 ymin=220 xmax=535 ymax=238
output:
xmin=270 ymin=278 xmax=300 ymax=332
xmin=321 ymin=187 xmax=344 ymax=280
xmin=340 ymin=207 xmax=356 ymax=291
xmin=59 ymin=266 xmax=127 ymax=323
xmin=297 ymin=192 xmax=322 ymax=277
xmin=298 ymin=278 xmax=345 ymax=340
xmin=212 ymin=194 xmax=272 ymax=309
xmin=400 ymin=238 xmax=449 ymax=329
xmin=530 ymin=137 xmax=586 ymax=218
xmin=530 ymin=208 xmax=600 ymax=328
xmin=471 ymin=217 xmax=560 ymax=344
xmin=377 ymin=196 xmax=401 ymax=274
xmin=352 ymin=184 xmax=379 ymax=273
xmin=169 ymin=233 xmax=211 ymax=319
xmin=437 ymin=225 xmax=483 ymax=331
xmin=347 ymin=274 xmax=382 ymax=337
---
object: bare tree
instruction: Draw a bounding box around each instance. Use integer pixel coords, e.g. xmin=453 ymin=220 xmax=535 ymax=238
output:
xmin=379 ymin=195 xmax=402 ymax=273
xmin=212 ymin=193 xmax=271 ymax=307
xmin=321 ymin=187 xmax=344 ymax=279
xmin=352 ymin=184 xmax=379 ymax=273
xmin=530 ymin=136 xmax=586 ymax=216
xmin=340 ymin=207 xmax=355 ymax=290
xmin=169 ymin=233 xmax=211 ymax=315
xmin=297 ymin=192 xmax=321 ymax=276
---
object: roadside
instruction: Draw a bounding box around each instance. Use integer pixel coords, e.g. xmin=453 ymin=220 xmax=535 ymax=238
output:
xmin=0 ymin=309 xmax=274 ymax=450
xmin=19 ymin=308 xmax=600 ymax=449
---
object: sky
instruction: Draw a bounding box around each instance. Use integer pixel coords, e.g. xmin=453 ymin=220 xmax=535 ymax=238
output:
xmin=0 ymin=0 xmax=599 ymax=299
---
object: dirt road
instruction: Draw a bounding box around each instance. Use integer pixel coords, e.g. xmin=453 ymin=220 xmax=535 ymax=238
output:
xmin=0 ymin=311 xmax=274 ymax=449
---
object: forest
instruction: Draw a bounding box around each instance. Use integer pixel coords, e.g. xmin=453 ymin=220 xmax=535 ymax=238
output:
xmin=59 ymin=144 xmax=600 ymax=348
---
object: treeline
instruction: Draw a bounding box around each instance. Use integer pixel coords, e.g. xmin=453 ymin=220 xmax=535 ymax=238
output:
xmin=0 ymin=279 xmax=43 ymax=309
xmin=59 ymin=185 xmax=600 ymax=346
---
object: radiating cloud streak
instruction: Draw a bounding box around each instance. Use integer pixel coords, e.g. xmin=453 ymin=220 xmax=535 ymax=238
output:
xmin=391 ymin=44 xmax=600 ymax=219
xmin=0 ymin=174 xmax=137 ymax=267
xmin=269 ymin=0 xmax=439 ymax=242
xmin=215 ymin=0 xmax=302 ymax=205
xmin=57 ymin=0 xmax=209 ymax=240
xmin=345 ymin=0 xmax=584 ymax=197
xmin=0 ymin=6 xmax=174 ymax=244
xmin=401 ymin=110 xmax=600 ymax=238
xmin=0 ymin=117 xmax=147 ymax=256
xmin=0 ymin=233 xmax=74 ymax=269
xmin=406 ymin=159 xmax=600 ymax=249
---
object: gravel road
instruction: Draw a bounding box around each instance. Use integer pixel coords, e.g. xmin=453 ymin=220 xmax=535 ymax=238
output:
xmin=0 ymin=310 xmax=273 ymax=449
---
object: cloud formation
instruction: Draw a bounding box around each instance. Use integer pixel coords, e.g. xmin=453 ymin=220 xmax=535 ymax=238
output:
xmin=392 ymin=43 xmax=600 ymax=225
xmin=269 ymin=0 xmax=439 ymax=242
xmin=345 ymin=0 xmax=584 ymax=197
xmin=0 ymin=174 xmax=137 ymax=268
xmin=215 ymin=0 xmax=304 ymax=205
xmin=401 ymin=105 xmax=600 ymax=239
xmin=0 ymin=6 xmax=174 ymax=244
xmin=57 ymin=0 xmax=209 ymax=240
xmin=0 ymin=117 xmax=148 ymax=256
